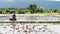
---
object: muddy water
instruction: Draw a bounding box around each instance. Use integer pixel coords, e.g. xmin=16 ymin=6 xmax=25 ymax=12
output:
xmin=0 ymin=23 xmax=60 ymax=34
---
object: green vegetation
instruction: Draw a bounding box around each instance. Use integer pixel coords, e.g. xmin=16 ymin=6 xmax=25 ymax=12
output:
xmin=0 ymin=4 xmax=60 ymax=14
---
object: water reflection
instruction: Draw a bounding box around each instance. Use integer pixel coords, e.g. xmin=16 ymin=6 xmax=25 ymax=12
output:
xmin=0 ymin=23 xmax=60 ymax=34
xmin=0 ymin=14 xmax=60 ymax=21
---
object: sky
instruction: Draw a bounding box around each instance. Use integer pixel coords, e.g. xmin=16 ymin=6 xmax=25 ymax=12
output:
xmin=0 ymin=0 xmax=60 ymax=2
xmin=0 ymin=0 xmax=60 ymax=9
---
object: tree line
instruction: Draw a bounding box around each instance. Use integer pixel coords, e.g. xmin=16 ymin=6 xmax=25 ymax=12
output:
xmin=0 ymin=4 xmax=60 ymax=14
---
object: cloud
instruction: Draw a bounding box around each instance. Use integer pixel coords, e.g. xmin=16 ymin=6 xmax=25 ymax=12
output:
xmin=8 ymin=0 xmax=14 ymax=2
xmin=0 ymin=0 xmax=41 ymax=2
xmin=0 ymin=0 xmax=14 ymax=2
xmin=46 ymin=0 xmax=60 ymax=1
xmin=55 ymin=0 xmax=60 ymax=1
xmin=19 ymin=0 xmax=40 ymax=2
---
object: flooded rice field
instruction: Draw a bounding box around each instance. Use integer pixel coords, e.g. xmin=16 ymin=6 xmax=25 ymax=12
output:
xmin=0 ymin=14 xmax=60 ymax=21
xmin=0 ymin=14 xmax=60 ymax=34
xmin=0 ymin=23 xmax=60 ymax=34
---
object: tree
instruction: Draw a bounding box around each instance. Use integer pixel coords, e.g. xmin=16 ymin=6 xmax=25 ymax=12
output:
xmin=0 ymin=10 xmax=2 ymax=14
xmin=37 ymin=7 xmax=44 ymax=13
xmin=5 ymin=9 xmax=10 ymax=12
xmin=10 ymin=10 xmax=15 ymax=14
xmin=53 ymin=9 xmax=57 ymax=13
xmin=3 ymin=9 xmax=10 ymax=14
xmin=18 ymin=8 xmax=26 ymax=14
xmin=28 ymin=4 xmax=37 ymax=13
